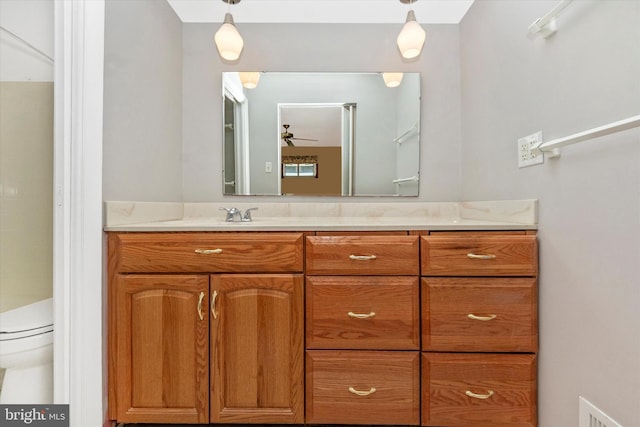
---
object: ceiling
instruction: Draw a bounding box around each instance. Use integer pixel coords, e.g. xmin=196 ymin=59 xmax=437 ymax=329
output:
xmin=167 ymin=0 xmax=475 ymax=24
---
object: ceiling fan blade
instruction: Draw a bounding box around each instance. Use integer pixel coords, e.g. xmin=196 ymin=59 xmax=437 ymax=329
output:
xmin=291 ymin=137 xmax=319 ymax=141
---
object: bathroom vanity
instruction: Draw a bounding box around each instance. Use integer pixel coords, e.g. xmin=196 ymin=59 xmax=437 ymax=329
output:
xmin=105 ymin=201 xmax=538 ymax=427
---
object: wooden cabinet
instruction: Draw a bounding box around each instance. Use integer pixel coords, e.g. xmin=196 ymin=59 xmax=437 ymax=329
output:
xmin=421 ymin=231 xmax=538 ymax=427
xmin=108 ymin=228 xmax=538 ymax=426
xmin=210 ymin=274 xmax=304 ymax=423
xmin=305 ymin=233 xmax=421 ymax=425
xmin=422 ymin=353 xmax=537 ymax=427
xmin=306 ymin=275 xmax=420 ymax=350
xmin=306 ymin=350 xmax=420 ymax=425
xmin=114 ymin=274 xmax=210 ymax=423
xmin=108 ymin=232 xmax=304 ymax=424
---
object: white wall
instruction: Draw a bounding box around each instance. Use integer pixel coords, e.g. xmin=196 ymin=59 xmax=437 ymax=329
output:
xmin=460 ymin=1 xmax=640 ymax=426
xmin=103 ymin=0 xmax=183 ymax=202
xmin=0 ymin=0 xmax=53 ymax=82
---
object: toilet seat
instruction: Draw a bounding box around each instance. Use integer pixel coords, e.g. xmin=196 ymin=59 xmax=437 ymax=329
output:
xmin=0 ymin=298 xmax=53 ymax=341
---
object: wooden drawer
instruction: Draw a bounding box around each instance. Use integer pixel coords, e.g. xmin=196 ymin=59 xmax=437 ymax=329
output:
xmin=306 ymin=276 xmax=420 ymax=350
xmin=422 ymin=278 xmax=538 ymax=352
xmin=306 ymin=350 xmax=420 ymax=425
xmin=109 ymin=232 xmax=304 ymax=273
xmin=306 ymin=235 xmax=419 ymax=275
xmin=422 ymin=353 xmax=537 ymax=427
xmin=421 ymin=233 xmax=537 ymax=276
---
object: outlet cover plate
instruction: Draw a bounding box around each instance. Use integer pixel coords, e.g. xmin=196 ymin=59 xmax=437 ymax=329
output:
xmin=518 ymin=131 xmax=544 ymax=168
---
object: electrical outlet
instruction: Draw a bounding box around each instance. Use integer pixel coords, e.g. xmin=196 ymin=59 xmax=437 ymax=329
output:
xmin=265 ymin=161 xmax=272 ymax=173
xmin=517 ymin=131 xmax=544 ymax=168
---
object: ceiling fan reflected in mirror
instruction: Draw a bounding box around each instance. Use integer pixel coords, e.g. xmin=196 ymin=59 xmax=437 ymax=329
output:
xmin=281 ymin=124 xmax=318 ymax=147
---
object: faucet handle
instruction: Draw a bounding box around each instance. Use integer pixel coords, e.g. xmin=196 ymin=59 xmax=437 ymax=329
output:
xmin=242 ymin=207 xmax=258 ymax=222
xmin=220 ymin=207 xmax=240 ymax=222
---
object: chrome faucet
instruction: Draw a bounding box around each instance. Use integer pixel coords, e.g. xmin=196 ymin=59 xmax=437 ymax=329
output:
xmin=220 ymin=207 xmax=258 ymax=222
xmin=220 ymin=207 xmax=242 ymax=222
xmin=242 ymin=207 xmax=258 ymax=222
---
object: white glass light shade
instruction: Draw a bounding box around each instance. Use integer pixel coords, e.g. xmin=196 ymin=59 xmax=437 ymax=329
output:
xmin=382 ymin=72 xmax=404 ymax=88
xmin=239 ymin=72 xmax=260 ymax=89
xmin=396 ymin=10 xmax=426 ymax=59
xmin=214 ymin=13 xmax=244 ymax=61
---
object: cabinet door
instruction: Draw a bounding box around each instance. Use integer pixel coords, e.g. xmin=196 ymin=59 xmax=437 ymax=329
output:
xmin=210 ymin=274 xmax=304 ymax=423
xmin=115 ymin=274 xmax=209 ymax=424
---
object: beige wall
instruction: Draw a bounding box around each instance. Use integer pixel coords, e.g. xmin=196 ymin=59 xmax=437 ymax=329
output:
xmin=281 ymin=146 xmax=342 ymax=196
xmin=0 ymin=82 xmax=53 ymax=311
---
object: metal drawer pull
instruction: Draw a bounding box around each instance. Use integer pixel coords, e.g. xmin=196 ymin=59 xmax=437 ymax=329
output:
xmin=211 ymin=291 xmax=219 ymax=319
xmin=349 ymin=386 xmax=377 ymax=396
xmin=348 ymin=311 xmax=376 ymax=319
xmin=467 ymin=253 xmax=496 ymax=260
xmin=467 ymin=313 xmax=497 ymax=321
xmin=466 ymin=390 xmax=494 ymax=399
xmin=349 ymin=254 xmax=377 ymax=261
xmin=195 ymin=248 xmax=223 ymax=254
xmin=197 ymin=291 xmax=205 ymax=321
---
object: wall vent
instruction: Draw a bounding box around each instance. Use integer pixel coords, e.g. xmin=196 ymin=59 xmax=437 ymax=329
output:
xmin=579 ymin=396 xmax=623 ymax=427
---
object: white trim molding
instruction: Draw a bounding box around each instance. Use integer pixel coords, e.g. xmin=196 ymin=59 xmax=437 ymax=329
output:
xmin=54 ymin=0 xmax=105 ymax=426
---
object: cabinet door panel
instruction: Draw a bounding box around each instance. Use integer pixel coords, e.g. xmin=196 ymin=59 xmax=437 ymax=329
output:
xmin=306 ymin=235 xmax=419 ymax=275
xmin=422 ymin=234 xmax=537 ymax=276
xmin=210 ymin=274 xmax=304 ymax=423
xmin=422 ymin=353 xmax=537 ymax=427
xmin=423 ymin=278 xmax=538 ymax=352
xmin=306 ymin=276 xmax=420 ymax=350
xmin=113 ymin=232 xmax=304 ymax=273
xmin=306 ymin=350 xmax=420 ymax=425
xmin=115 ymin=275 xmax=209 ymax=424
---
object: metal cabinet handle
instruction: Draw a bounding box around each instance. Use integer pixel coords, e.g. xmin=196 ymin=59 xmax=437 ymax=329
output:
xmin=349 ymin=254 xmax=377 ymax=261
xmin=197 ymin=291 xmax=205 ymax=321
xmin=466 ymin=390 xmax=494 ymax=399
xmin=467 ymin=313 xmax=497 ymax=321
xmin=195 ymin=248 xmax=223 ymax=254
xmin=467 ymin=253 xmax=496 ymax=260
xmin=349 ymin=386 xmax=377 ymax=396
xmin=348 ymin=311 xmax=376 ymax=319
xmin=211 ymin=290 xmax=219 ymax=319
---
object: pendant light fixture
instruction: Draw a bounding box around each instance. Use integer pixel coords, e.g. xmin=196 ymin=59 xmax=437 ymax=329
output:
xmin=215 ymin=0 xmax=244 ymax=61
xmin=382 ymin=72 xmax=404 ymax=88
xmin=396 ymin=0 xmax=426 ymax=59
xmin=239 ymin=72 xmax=260 ymax=89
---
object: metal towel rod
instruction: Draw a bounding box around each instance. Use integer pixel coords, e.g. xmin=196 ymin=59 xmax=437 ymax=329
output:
xmin=532 ymin=115 xmax=640 ymax=158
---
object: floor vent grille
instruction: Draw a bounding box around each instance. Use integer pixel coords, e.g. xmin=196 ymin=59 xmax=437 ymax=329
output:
xmin=579 ymin=396 xmax=623 ymax=427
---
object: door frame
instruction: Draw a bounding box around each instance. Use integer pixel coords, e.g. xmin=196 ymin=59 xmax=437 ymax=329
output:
xmin=53 ymin=1 xmax=105 ymax=426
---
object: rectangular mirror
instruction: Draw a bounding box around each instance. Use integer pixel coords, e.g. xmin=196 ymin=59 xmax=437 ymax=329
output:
xmin=223 ymin=72 xmax=420 ymax=196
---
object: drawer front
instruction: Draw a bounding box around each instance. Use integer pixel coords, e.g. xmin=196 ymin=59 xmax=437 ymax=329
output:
xmin=422 ymin=353 xmax=537 ymax=427
xmin=306 ymin=276 xmax=420 ymax=350
xmin=422 ymin=278 xmax=538 ymax=352
xmin=111 ymin=232 xmax=304 ymax=273
xmin=421 ymin=234 xmax=538 ymax=276
xmin=306 ymin=350 xmax=420 ymax=425
xmin=306 ymin=235 xmax=419 ymax=275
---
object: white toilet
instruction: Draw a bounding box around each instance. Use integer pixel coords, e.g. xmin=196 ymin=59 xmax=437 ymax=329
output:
xmin=0 ymin=297 xmax=54 ymax=404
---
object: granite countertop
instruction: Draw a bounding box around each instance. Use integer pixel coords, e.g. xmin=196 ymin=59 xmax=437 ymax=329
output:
xmin=103 ymin=200 xmax=538 ymax=232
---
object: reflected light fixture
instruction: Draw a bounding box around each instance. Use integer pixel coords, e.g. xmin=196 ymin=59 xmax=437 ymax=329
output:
xmin=382 ymin=72 xmax=404 ymax=88
xmin=214 ymin=0 xmax=243 ymax=61
xmin=239 ymin=72 xmax=260 ymax=89
xmin=396 ymin=0 xmax=426 ymax=59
